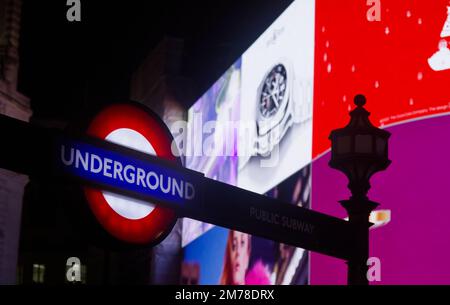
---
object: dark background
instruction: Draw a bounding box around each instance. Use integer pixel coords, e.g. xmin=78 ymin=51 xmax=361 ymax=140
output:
xmin=19 ymin=0 xmax=294 ymax=120
xmin=15 ymin=0 xmax=294 ymax=284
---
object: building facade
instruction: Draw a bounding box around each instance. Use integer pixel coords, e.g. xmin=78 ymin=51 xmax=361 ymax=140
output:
xmin=0 ymin=0 xmax=32 ymax=284
xmin=130 ymin=37 xmax=195 ymax=284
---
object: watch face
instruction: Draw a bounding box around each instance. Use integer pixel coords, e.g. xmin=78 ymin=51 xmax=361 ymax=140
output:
xmin=259 ymin=64 xmax=288 ymax=118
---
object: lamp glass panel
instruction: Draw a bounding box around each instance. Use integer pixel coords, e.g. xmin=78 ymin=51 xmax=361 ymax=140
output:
xmin=376 ymin=137 xmax=386 ymax=156
xmin=336 ymin=135 xmax=352 ymax=154
xmin=355 ymin=134 xmax=372 ymax=153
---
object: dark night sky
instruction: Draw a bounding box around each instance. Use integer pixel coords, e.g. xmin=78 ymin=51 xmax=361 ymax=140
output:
xmin=18 ymin=0 xmax=294 ymax=120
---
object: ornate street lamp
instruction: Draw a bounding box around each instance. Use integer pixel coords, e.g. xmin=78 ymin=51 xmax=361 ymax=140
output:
xmin=329 ymin=94 xmax=391 ymax=285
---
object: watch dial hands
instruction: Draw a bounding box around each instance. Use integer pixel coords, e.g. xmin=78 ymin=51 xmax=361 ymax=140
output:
xmin=259 ymin=64 xmax=287 ymax=118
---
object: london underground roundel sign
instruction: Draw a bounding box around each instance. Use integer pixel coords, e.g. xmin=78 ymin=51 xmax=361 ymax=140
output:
xmin=83 ymin=103 xmax=178 ymax=245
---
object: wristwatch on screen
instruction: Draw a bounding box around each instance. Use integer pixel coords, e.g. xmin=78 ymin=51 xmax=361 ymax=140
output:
xmin=255 ymin=61 xmax=309 ymax=156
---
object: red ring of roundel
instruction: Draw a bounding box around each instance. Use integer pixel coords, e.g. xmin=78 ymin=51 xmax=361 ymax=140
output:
xmin=84 ymin=103 xmax=177 ymax=244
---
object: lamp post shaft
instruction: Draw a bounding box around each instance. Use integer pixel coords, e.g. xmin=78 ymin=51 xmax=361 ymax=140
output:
xmin=347 ymin=209 xmax=370 ymax=285
xmin=341 ymin=198 xmax=378 ymax=285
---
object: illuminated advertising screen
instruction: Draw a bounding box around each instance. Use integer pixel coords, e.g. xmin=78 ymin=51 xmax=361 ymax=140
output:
xmin=181 ymin=0 xmax=313 ymax=285
xmin=311 ymin=0 xmax=450 ymax=285
xmin=181 ymin=0 xmax=450 ymax=285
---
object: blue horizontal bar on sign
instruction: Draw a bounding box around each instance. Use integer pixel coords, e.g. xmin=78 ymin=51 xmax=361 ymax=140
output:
xmin=54 ymin=137 xmax=201 ymax=209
